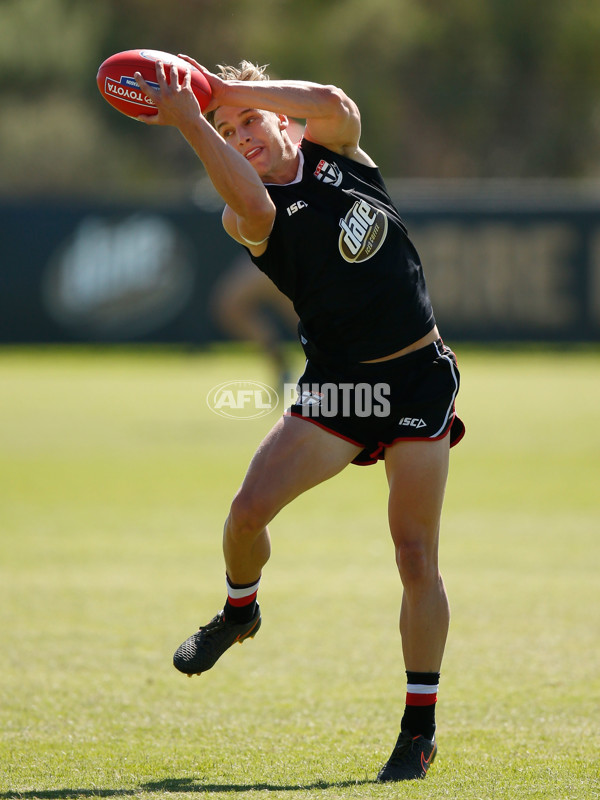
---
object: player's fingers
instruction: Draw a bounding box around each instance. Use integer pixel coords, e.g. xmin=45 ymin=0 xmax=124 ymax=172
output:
xmin=154 ymin=60 xmax=168 ymax=88
xmin=135 ymin=112 xmax=160 ymax=126
xmin=134 ymin=70 xmax=157 ymax=99
xmin=177 ymin=54 xmax=204 ymax=71
xmin=169 ymin=62 xmax=180 ymax=89
xmin=170 ymin=62 xmax=191 ymax=92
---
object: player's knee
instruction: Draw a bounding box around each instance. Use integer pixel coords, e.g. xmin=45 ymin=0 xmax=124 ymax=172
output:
xmin=394 ymin=537 xmax=437 ymax=587
xmin=228 ymin=487 xmax=272 ymax=539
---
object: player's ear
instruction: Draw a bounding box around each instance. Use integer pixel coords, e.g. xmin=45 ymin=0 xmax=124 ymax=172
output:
xmin=277 ymin=114 xmax=289 ymax=132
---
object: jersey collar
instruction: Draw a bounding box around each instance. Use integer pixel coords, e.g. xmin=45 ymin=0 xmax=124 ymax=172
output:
xmin=264 ymin=146 xmax=304 ymax=187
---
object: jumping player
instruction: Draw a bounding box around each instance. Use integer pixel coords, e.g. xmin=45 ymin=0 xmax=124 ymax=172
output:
xmin=135 ymin=58 xmax=465 ymax=782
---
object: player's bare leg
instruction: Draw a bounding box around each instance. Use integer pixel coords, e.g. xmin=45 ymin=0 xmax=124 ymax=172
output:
xmin=385 ymin=436 xmax=450 ymax=670
xmin=223 ymin=414 xmax=360 ymax=583
xmin=173 ymin=415 xmax=361 ymax=675
xmin=378 ymin=435 xmax=450 ymax=781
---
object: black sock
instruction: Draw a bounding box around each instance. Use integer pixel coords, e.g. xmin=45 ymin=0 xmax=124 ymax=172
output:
xmin=400 ymin=670 xmax=440 ymax=741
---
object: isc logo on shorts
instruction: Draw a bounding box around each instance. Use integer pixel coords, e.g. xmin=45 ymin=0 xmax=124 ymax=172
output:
xmin=398 ymin=417 xmax=427 ymax=429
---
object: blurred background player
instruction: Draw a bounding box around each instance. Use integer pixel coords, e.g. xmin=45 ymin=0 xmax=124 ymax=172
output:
xmin=210 ymin=255 xmax=298 ymax=387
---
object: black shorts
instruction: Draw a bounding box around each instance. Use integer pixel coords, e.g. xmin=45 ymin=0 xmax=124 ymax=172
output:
xmin=287 ymin=339 xmax=465 ymax=466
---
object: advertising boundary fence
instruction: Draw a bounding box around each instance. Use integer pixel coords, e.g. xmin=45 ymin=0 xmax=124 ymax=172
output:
xmin=2 ymin=184 xmax=599 ymax=344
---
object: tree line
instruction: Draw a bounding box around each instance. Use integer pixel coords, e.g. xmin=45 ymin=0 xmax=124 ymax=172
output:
xmin=2 ymin=0 xmax=600 ymax=200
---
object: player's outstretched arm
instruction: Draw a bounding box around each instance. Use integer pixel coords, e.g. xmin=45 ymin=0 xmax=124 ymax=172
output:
xmin=177 ymin=55 xmax=374 ymax=166
xmin=135 ymin=61 xmax=275 ymax=247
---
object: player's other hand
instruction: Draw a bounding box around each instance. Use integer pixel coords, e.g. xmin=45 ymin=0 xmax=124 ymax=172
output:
xmin=135 ymin=61 xmax=201 ymax=126
xmin=176 ymin=55 xmax=226 ymax=115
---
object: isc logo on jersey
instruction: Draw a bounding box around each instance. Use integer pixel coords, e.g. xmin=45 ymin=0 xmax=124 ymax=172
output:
xmin=338 ymin=199 xmax=388 ymax=263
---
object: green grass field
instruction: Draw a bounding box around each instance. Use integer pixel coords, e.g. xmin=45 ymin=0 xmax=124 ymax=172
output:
xmin=1 ymin=345 xmax=598 ymax=800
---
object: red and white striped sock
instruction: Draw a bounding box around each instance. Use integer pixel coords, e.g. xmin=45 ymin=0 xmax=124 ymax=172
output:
xmin=224 ymin=574 xmax=261 ymax=623
xmin=401 ymin=671 xmax=439 ymax=741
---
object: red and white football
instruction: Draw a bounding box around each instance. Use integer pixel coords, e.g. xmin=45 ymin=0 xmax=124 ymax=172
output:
xmin=96 ymin=49 xmax=212 ymax=119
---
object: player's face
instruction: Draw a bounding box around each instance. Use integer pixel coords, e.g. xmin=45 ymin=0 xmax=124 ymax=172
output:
xmin=214 ymin=107 xmax=286 ymax=180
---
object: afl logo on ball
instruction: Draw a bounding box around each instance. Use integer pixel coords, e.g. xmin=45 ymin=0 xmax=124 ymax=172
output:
xmin=339 ymin=199 xmax=388 ymax=263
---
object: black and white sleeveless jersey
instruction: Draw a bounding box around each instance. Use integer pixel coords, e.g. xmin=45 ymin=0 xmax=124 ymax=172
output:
xmin=249 ymin=139 xmax=435 ymax=365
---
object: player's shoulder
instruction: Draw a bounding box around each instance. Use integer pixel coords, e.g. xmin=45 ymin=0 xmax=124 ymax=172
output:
xmin=300 ymin=137 xmax=377 ymax=170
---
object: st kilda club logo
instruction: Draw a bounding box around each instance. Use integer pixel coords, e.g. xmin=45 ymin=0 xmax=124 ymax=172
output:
xmin=314 ymin=158 xmax=343 ymax=187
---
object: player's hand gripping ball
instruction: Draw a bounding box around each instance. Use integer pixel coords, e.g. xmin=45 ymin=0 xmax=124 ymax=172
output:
xmin=96 ymin=49 xmax=212 ymax=119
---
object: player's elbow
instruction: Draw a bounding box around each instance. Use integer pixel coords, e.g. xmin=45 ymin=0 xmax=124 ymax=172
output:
xmin=246 ymin=203 xmax=276 ymax=234
xmin=318 ymin=84 xmax=360 ymax=126
xmin=237 ymin=206 xmax=275 ymax=247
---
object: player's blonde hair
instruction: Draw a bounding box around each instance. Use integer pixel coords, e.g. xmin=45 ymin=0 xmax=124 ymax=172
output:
xmin=205 ymin=61 xmax=270 ymax=127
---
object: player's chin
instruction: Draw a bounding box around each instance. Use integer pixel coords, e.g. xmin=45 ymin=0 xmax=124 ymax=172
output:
xmin=247 ymin=157 xmax=269 ymax=179
xmin=244 ymin=163 xmax=265 ymax=180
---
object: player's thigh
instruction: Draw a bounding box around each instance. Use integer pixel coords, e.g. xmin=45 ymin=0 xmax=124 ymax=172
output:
xmin=236 ymin=414 xmax=362 ymax=523
xmin=384 ymin=436 xmax=450 ymax=551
